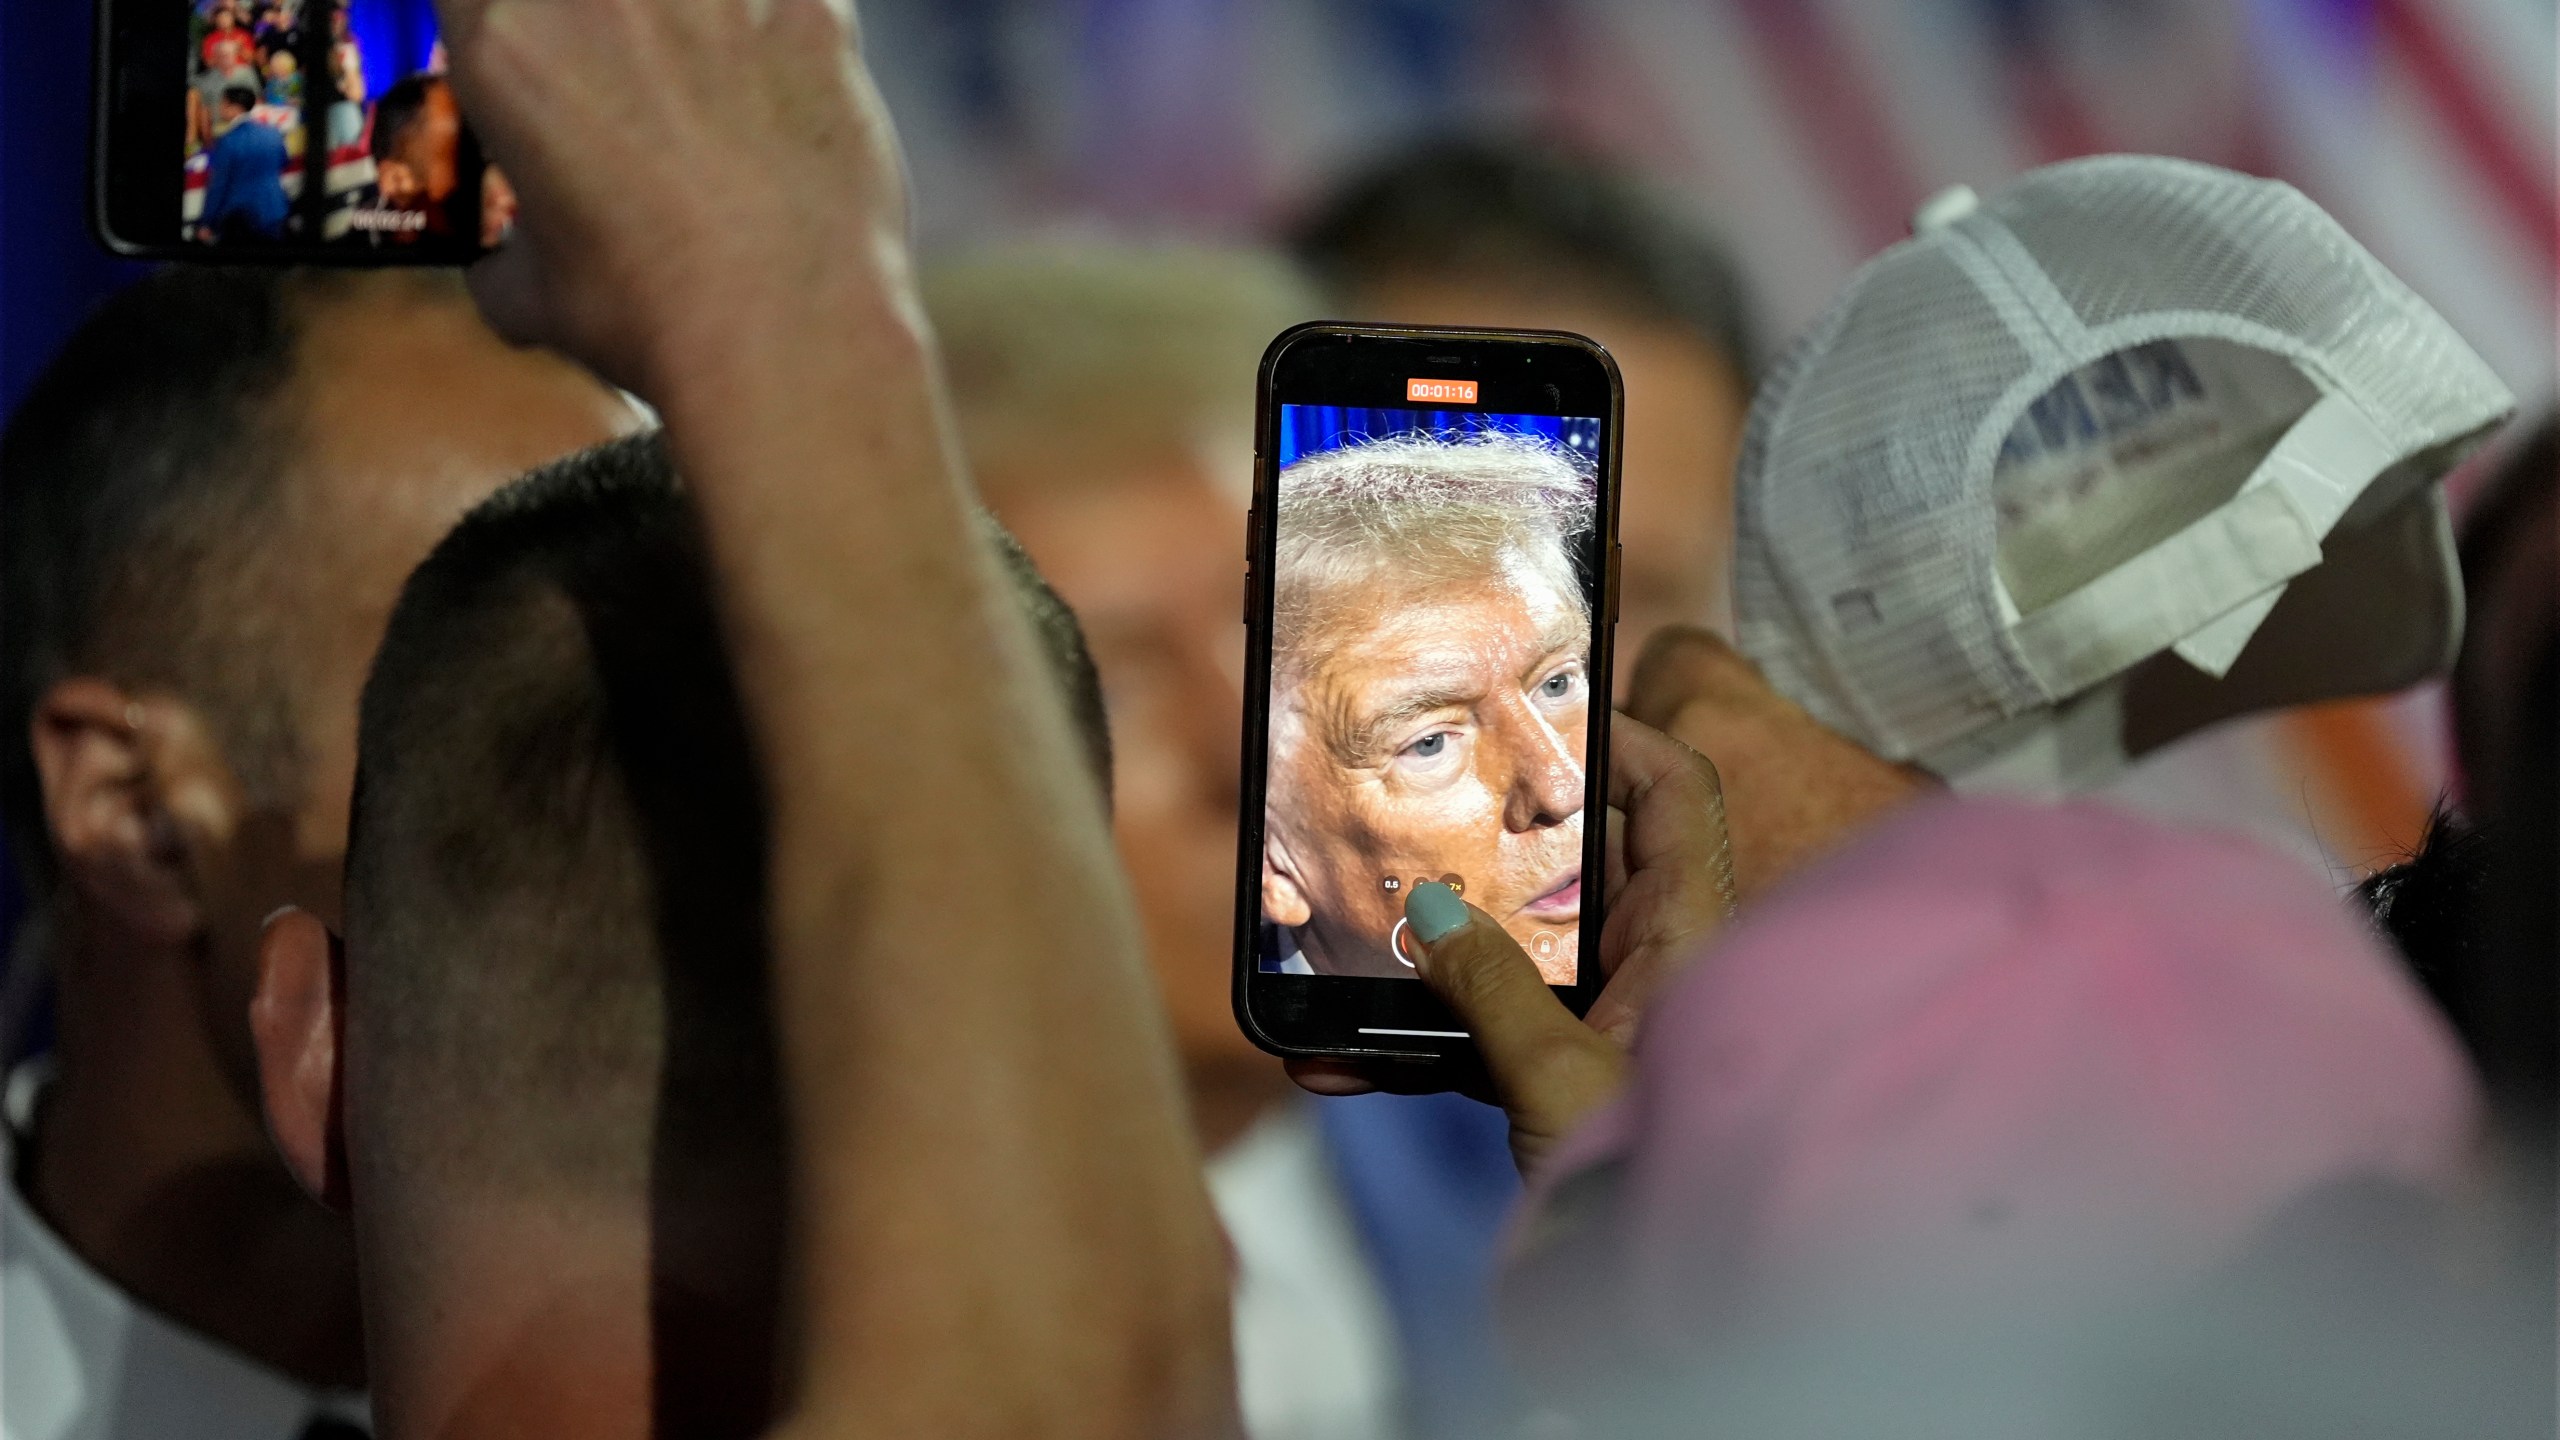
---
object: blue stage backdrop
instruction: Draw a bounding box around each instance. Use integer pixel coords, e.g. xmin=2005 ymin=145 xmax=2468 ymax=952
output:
xmin=1275 ymin=406 xmax=1601 ymax=470
xmin=347 ymin=0 xmax=446 ymax=102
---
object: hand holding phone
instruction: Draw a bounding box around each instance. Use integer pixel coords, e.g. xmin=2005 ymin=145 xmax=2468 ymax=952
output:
xmin=434 ymin=0 xmax=915 ymax=391
xmin=1288 ymin=719 xmax=1738 ymax=1170
xmin=1626 ymin=625 xmax=1939 ymax=902
xmin=1235 ymin=323 xmax=1627 ymax=1063
xmin=390 ymin=2 xmax=1241 ymax=1432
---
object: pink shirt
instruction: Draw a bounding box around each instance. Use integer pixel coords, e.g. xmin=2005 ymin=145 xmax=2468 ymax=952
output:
xmin=1508 ymin=797 xmax=2480 ymax=1359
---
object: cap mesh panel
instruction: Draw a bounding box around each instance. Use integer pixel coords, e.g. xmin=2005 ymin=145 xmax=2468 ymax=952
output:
xmin=1735 ymin=155 xmax=2513 ymax=765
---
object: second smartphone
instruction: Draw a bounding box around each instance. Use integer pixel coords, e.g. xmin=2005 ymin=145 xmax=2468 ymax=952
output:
xmin=1234 ymin=323 xmax=1624 ymax=1064
xmin=97 ymin=0 xmax=499 ymax=261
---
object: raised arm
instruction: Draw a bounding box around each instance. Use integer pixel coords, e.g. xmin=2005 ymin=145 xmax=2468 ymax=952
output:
xmin=433 ymin=3 xmax=1235 ymax=1434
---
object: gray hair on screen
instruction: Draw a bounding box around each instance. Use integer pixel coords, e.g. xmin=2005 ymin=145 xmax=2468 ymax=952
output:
xmin=1272 ymin=431 xmax=1594 ymax=687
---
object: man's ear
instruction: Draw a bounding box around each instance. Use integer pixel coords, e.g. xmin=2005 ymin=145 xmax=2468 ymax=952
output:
xmin=1261 ymin=823 xmax=1312 ymax=928
xmin=250 ymin=906 xmax=350 ymax=1209
xmin=29 ymin=681 xmax=243 ymax=944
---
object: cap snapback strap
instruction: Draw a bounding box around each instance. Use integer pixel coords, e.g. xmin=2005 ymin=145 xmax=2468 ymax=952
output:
xmin=2005 ymin=392 xmax=2400 ymax=698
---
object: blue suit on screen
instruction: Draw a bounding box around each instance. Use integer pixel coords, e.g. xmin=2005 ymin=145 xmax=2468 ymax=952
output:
xmin=202 ymin=120 xmax=290 ymax=240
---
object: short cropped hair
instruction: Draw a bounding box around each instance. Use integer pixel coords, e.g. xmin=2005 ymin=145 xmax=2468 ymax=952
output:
xmin=1271 ymin=431 xmax=1593 ymax=690
xmin=222 ymin=83 xmax=262 ymax=113
xmin=345 ymin=431 xmax=1110 ymax=1185
xmin=1292 ymin=136 xmax=1760 ymax=385
xmin=0 ymin=268 xmax=351 ymax=896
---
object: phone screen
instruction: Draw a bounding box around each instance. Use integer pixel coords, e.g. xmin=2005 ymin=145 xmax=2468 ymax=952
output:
xmin=1238 ymin=326 xmax=1621 ymax=1059
xmin=173 ymin=0 xmax=500 ymax=253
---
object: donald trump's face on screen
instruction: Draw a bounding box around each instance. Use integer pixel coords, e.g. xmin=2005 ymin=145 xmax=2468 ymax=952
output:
xmin=1261 ymin=432 xmax=1592 ymax=982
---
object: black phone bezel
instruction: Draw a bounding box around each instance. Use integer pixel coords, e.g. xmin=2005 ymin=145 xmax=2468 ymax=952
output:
xmin=1232 ymin=321 xmax=1624 ymax=1065
xmin=94 ymin=0 xmax=489 ymax=263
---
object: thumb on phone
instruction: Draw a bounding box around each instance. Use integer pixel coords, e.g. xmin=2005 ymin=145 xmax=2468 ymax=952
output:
xmin=1403 ymin=881 xmax=1627 ymax=1172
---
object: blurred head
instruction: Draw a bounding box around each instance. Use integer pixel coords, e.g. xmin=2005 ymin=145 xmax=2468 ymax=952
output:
xmin=926 ymin=244 xmax=1316 ymax=1123
xmin=251 ymin=434 xmax=1107 ymax=1434
xmin=1 ymin=267 xmax=632 ymax=1091
xmin=220 ymin=83 xmax=260 ymax=124
xmin=1263 ymin=434 xmax=1593 ymax=980
xmin=2359 ymin=807 xmax=2497 ymax=1051
xmin=268 ymin=51 xmax=297 ymax=82
xmin=372 ymin=75 xmax=460 ymax=214
xmin=1294 ymin=136 xmax=1758 ymax=653
xmin=2446 ymin=417 xmax=2557 ymax=1138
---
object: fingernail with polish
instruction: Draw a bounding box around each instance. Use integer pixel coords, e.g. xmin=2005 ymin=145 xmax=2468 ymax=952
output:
xmin=1405 ymin=880 xmax=1469 ymax=943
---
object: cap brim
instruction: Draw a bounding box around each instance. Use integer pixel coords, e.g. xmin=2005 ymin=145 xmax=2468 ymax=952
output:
xmin=1937 ymin=491 xmax=2461 ymax=792
xmin=2119 ymin=490 xmax=2461 ymax=754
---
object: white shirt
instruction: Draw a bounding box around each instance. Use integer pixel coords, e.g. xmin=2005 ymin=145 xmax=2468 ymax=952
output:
xmin=2 ymin=1066 xmax=368 ymax=1440
xmin=1208 ymin=1101 xmax=1404 ymax=1440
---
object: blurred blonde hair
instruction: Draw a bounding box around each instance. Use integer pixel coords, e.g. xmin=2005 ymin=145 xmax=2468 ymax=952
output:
xmin=923 ymin=242 xmax=1321 ymax=495
xmin=1273 ymin=432 xmax=1593 ymax=689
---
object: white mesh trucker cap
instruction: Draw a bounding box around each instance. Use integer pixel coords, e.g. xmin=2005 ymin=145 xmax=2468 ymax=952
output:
xmin=1732 ymin=155 xmax=2516 ymax=790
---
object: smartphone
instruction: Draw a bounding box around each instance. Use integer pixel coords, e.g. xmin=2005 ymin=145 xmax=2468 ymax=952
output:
xmin=95 ymin=0 xmax=504 ymax=261
xmin=1234 ymin=323 xmax=1624 ymax=1063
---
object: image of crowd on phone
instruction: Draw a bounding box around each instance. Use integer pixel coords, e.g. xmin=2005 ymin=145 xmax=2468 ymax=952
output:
xmin=183 ymin=0 xmax=303 ymax=242
xmin=185 ymin=0 xmax=508 ymax=249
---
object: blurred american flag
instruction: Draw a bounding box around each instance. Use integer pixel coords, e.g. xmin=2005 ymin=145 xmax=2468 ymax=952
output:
xmin=866 ymin=0 xmax=2555 ymax=873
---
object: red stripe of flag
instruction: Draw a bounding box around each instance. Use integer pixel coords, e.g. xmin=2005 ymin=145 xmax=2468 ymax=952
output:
xmin=2371 ymin=0 xmax=2557 ymax=269
xmin=1723 ymin=0 xmax=1927 ymax=257
xmin=2003 ymin=43 xmax=2110 ymax=165
xmin=1521 ymin=4 xmax=1698 ymax=174
xmin=1977 ymin=0 xmax=2112 ymax=166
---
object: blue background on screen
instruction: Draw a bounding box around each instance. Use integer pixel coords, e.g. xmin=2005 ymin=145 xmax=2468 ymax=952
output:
xmin=1276 ymin=405 xmax=1600 ymax=469
xmin=346 ymin=0 xmax=444 ymax=102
